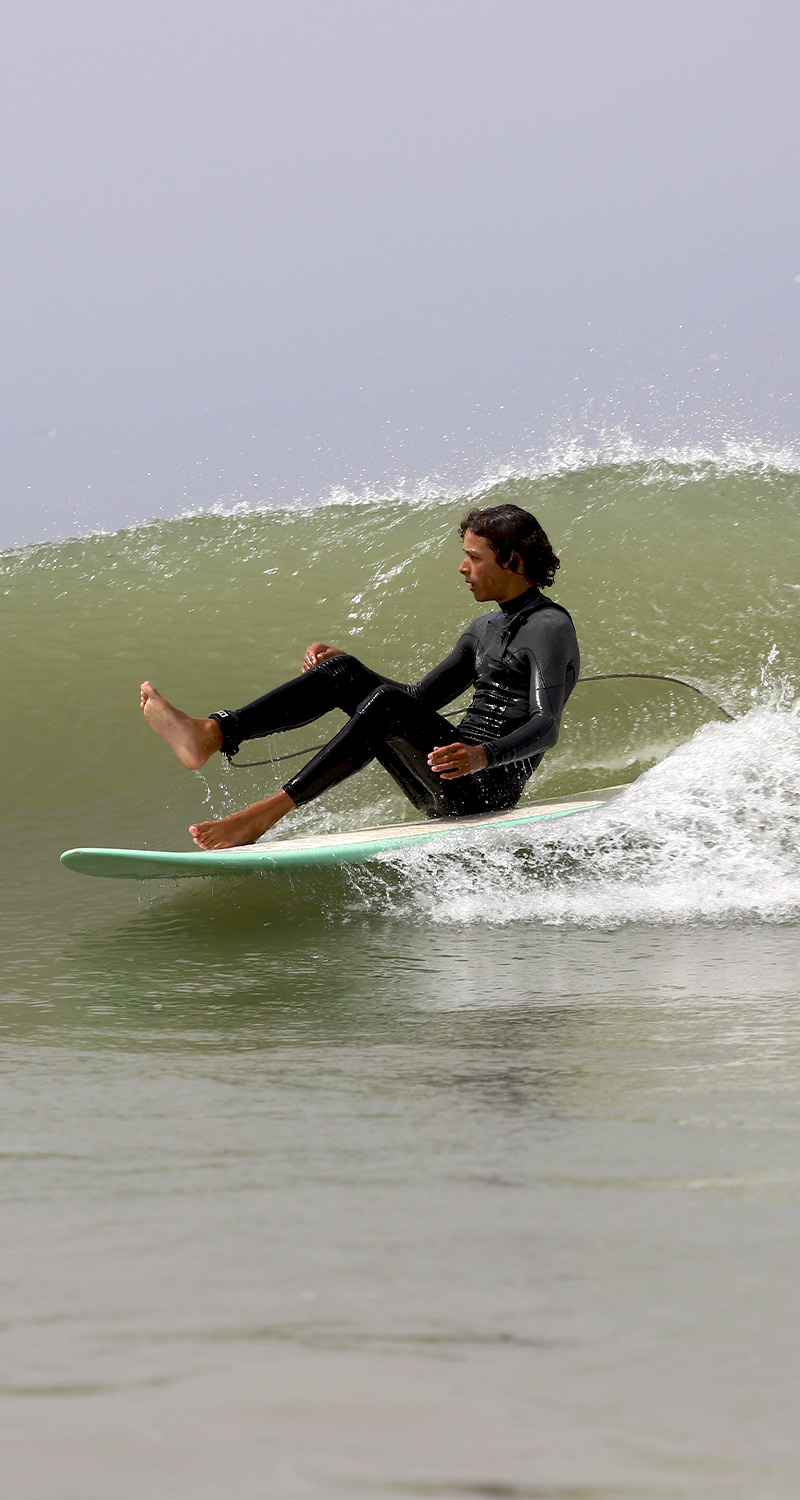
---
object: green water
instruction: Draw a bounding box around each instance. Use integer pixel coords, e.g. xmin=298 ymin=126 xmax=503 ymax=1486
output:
xmin=2 ymin=456 xmax=800 ymax=1497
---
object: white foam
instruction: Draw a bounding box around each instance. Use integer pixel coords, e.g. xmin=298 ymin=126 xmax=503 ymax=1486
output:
xmin=170 ymin=429 xmax=800 ymax=526
xmin=5 ymin=424 xmax=800 ymax=561
xmin=367 ymin=703 xmax=800 ymax=928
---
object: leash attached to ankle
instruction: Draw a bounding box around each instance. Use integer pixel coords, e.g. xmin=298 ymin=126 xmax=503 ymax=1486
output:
xmin=208 ymin=709 xmax=242 ymax=760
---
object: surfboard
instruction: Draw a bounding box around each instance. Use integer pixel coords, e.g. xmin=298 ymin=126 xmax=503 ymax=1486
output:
xmin=60 ymin=786 xmax=623 ymax=880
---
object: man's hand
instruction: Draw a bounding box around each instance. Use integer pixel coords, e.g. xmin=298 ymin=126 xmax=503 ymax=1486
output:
xmin=303 ymin=642 xmax=346 ymax=672
xmin=427 ymin=742 xmax=489 ymax=779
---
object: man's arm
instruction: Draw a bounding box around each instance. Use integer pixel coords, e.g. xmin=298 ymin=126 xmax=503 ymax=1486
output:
xmin=413 ymin=631 xmax=485 ymax=781
xmin=301 ymin=633 xmax=485 ymax=780
xmin=302 ymin=635 xmax=477 ymax=697
xmin=411 ymin=630 xmax=477 ymax=709
xmin=483 ymin=620 xmax=578 ymax=768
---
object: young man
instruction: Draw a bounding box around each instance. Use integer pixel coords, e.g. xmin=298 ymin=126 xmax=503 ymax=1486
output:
xmin=141 ymin=504 xmax=580 ymax=849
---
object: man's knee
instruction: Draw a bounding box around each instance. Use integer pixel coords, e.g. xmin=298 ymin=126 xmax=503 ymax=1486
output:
xmin=314 ymin=652 xmax=362 ymax=677
xmin=315 ymin=653 xmax=367 ymax=693
xmin=356 ymin=683 xmax=411 ymax=729
xmin=313 ymin=653 xmax=387 ymax=714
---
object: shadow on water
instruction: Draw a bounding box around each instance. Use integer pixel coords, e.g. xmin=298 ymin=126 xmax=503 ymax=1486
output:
xmin=6 ymin=864 xmax=453 ymax=1019
xmin=7 ymin=849 xmax=800 ymax=1141
xmin=3 ymin=865 xmax=635 ymax=1122
xmin=35 ymin=869 xmax=406 ymax=1033
xmin=371 ymin=1484 xmax=677 ymax=1500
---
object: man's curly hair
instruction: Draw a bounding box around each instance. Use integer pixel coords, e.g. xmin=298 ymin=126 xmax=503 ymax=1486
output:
xmin=459 ymin=504 xmax=560 ymax=588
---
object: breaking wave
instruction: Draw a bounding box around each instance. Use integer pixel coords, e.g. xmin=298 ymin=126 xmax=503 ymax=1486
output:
xmin=361 ymin=702 xmax=800 ymax=927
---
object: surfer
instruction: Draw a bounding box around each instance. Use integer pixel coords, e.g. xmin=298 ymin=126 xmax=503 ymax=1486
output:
xmin=141 ymin=504 xmax=580 ymax=848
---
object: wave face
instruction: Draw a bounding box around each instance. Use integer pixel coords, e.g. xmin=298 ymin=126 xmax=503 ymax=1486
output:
xmin=3 ymin=448 xmax=800 ymax=930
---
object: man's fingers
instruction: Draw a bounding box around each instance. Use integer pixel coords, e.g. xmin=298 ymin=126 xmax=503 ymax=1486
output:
xmin=303 ymin=642 xmax=344 ymax=671
xmin=427 ymin=741 xmax=488 ymax=778
xmin=428 ymin=747 xmax=460 ymax=761
xmin=428 ymin=742 xmax=469 ymax=776
xmin=303 ymin=641 xmax=330 ymax=671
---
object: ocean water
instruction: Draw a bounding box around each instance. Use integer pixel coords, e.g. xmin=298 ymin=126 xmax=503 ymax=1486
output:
xmin=2 ymin=449 xmax=800 ymax=1498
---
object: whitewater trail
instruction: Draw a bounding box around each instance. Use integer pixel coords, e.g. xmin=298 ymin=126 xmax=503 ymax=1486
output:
xmin=359 ymin=703 xmax=800 ymax=928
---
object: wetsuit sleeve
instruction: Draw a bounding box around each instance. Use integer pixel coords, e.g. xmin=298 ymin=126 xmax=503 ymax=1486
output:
xmin=409 ymin=630 xmax=478 ymax=711
xmin=483 ymin=618 xmax=579 ymax=768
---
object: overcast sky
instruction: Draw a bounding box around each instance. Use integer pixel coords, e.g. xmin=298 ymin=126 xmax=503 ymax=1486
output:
xmin=2 ymin=0 xmax=799 ymax=546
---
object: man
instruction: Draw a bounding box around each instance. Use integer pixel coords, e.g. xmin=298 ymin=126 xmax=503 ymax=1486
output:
xmin=141 ymin=503 xmax=580 ymax=849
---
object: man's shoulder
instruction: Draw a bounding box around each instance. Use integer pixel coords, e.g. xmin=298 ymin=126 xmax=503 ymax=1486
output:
xmin=518 ymin=595 xmax=576 ymax=631
xmin=537 ymin=596 xmax=576 ymax=627
xmin=517 ymin=599 xmax=579 ymax=658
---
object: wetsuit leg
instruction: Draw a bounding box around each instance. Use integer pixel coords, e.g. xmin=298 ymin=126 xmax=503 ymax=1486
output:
xmin=209 ymin=655 xmax=392 ymax=757
xmin=283 ymin=682 xmax=526 ymax=818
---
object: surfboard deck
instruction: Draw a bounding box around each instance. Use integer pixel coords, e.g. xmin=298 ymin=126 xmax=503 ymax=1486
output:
xmin=60 ymin=785 xmax=623 ymax=880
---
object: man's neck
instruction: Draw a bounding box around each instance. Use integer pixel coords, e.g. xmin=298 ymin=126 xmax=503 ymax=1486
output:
xmin=496 ymin=582 xmax=540 ymax=614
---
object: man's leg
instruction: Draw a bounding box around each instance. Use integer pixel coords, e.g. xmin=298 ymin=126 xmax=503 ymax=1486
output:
xmin=140 ymin=682 xmax=224 ymax=769
xmin=141 ymin=656 xmax=389 ymax=770
xmin=209 ymin=656 xmax=391 ymax=758
xmin=188 ymin=676 xmax=414 ymax=850
xmin=189 ymin=682 xmax=526 ymax=849
xmin=282 ymin=684 xmax=462 ymax=815
xmin=285 ymin=683 xmax=525 ymax=819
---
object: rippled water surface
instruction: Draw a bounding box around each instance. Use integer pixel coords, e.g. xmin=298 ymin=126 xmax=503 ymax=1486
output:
xmin=2 ymin=452 xmax=800 ymax=1497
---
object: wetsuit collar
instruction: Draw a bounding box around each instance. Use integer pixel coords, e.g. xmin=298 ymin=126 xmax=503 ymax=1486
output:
xmin=497 ymin=584 xmax=541 ymax=616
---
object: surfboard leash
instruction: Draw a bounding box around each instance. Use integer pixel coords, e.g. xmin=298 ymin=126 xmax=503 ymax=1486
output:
xmin=227 ymin=671 xmax=734 ymax=769
xmin=578 ymin=673 xmax=735 ymax=720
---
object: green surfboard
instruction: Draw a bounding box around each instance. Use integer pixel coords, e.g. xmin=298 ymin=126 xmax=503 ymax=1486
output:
xmin=60 ymin=786 xmax=622 ymax=880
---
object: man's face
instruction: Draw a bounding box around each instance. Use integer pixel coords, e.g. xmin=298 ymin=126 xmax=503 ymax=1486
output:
xmin=459 ymin=529 xmax=518 ymax=602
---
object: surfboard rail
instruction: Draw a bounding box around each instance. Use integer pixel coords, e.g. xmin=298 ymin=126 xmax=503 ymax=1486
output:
xmin=60 ymin=785 xmax=625 ymax=880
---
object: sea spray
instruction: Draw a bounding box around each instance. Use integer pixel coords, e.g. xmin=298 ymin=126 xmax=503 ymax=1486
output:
xmin=363 ymin=703 xmax=800 ymax=928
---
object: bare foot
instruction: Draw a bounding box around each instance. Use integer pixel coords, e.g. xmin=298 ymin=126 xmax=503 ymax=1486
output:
xmin=140 ymin=681 xmax=223 ymax=769
xmin=190 ymin=790 xmax=296 ymax=850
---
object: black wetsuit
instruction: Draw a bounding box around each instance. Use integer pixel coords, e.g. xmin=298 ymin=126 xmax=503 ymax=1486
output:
xmin=211 ymin=587 xmax=579 ymax=819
